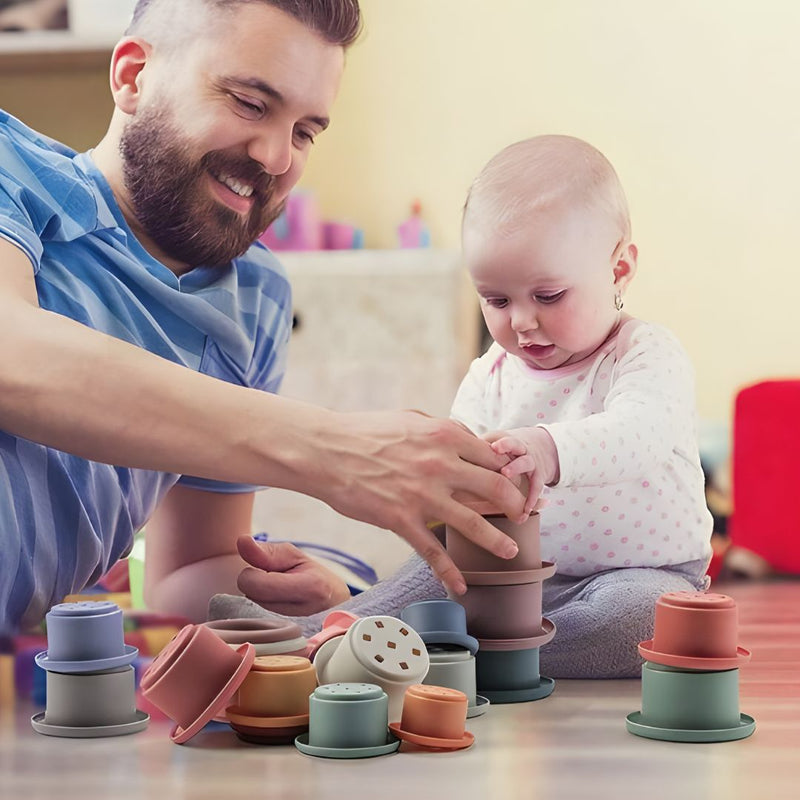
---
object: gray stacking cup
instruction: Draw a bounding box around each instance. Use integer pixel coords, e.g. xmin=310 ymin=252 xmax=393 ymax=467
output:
xmin=43 ymin=667 xmax=139 ymax=727
xmin=45 ymin=601 xmax=126 ymax=663
xmin=307 ymin=683 xmax=390 ymax=749
xmin=424 ymin=647 xmax=477 ymax=704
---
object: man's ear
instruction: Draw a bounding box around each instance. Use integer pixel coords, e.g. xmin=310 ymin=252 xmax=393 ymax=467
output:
xmin=109 ymin=37 xmax=152 ymax=115
xmin=613 ymin=242 xmax=638 ymax=291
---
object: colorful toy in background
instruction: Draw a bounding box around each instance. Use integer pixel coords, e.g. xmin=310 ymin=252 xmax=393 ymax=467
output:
xmin=259 ymin=190 xmax=364 ymax=251
xmin=626 ymin=591 xmax=755 ymax=743
xmin=397 ymin=200 xmax=431 ymax=248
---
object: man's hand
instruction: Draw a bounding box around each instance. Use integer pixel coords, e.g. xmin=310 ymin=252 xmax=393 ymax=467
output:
xmin=309 ymin=410 xmax=528 ymax=596
xmin=484 ymin=426 xmax=560 ymax=515
xmin=236 ymin=535 xmax=351 ymax=615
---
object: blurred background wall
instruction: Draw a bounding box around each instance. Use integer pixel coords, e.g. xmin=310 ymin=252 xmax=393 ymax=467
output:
xmin=2 ymin=0 xmax=798 ymax=426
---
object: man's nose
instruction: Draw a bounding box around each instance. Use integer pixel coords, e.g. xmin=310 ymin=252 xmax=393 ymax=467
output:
xmin=248 ymin=127 xmax=293 ymax=176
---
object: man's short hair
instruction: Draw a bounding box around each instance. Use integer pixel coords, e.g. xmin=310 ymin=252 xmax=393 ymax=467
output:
xmin=128 ymin=0 xmax=362 ymax=48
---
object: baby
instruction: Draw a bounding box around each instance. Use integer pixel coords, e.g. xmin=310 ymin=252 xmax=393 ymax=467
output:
xmin=211 ymin=135 xmax=712 ymax=678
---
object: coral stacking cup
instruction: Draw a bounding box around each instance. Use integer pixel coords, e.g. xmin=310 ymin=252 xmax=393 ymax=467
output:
xmin=140 ymin=624 xmax=255 ymax=744
xmin=638 ymin=591 xmax=751 ymax=670
xmin=389 ymin=684 xmax=474 ymax=751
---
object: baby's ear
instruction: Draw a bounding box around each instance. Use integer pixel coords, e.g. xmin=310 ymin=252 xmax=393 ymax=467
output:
xmin=613 ymin=242 xmax=638 ymax=288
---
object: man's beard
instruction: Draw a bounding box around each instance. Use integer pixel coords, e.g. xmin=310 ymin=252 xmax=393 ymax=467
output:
xmin=119 ymin=106 xmax=284 ymax=268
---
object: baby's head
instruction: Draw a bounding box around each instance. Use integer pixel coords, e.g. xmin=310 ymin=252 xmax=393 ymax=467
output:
xmin=462 ymin=135 xmax=637 ymax=370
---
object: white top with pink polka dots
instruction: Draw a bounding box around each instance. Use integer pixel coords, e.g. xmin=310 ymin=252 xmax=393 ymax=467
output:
xmin=451 ymin=318 xmax=712 ymax=576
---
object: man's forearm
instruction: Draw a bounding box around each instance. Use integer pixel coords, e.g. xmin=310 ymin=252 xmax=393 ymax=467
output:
xmin=0 ymin=292 xmax=329 ymax=490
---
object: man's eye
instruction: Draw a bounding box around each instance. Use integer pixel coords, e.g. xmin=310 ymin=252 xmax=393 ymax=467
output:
xmin=232 ymin=95 xmax=263 ymax=116
xmin=535 ymin=290 xmax=566 ymax=304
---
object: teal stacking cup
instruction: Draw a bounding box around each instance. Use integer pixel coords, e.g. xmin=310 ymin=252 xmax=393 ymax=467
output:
xmin=476 ymin=646 xmax=541 ymax=692
xmin=640 ymin=662 xmax=742 ymax=730
xmin=307 ymin=683 xmax=390 ymax=749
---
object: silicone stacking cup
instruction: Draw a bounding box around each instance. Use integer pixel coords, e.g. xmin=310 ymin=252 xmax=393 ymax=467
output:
xmin=307 ymin=683 xmax=390 ymax=748
xmin=399 ymin=600 xmax=478 ymax=654
xmin=641 ymin=662 xmax=741 ymax=729
xmin=234 ymin=655 xmax=317 ymax=717
xmin=304 ymin=611 xmax=359 ymax=660
xmin=139 ymin=623 xmax=255 ymax=743
xmin=226 ymin=655 xmax=316 ymax=744
xmin=389 ymin=684 xmax=473 ymax=750
xmin=626 ymin=662 xmax=756 ymax=742
xmin=425 ymin=648 xmax=476 ymax=701
xmin=446 ymin=512 xmax=541 ymax=572
xmin=295 ymin=683 xmax=400 ymax=759
xmin=31 ymin=666 xmax=149 ymax=737
xmin=639 ymin=592 xmax=751 ymax=669
xmin=424 ymin=648 xmax=488 ymax=718
xmin=39 ymin=601 xmax=133 ymax=671
xmin=42 ymin=667 xmax=138 ymax=727
xmin=204 ymin=618 xmax=307 ymax=656
xmin=322 ymin=616 xmax=430 ymax=722
xmin=454 ymin=580 xmax=546 ymax=640
xmin=475 ymin=645 xmax=555 ymax=703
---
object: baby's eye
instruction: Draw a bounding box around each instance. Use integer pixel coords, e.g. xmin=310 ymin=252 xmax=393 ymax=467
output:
xmin=534 ymin=290 xmax=566 ymax=305
xmin=483 ymin=297 xmax=508 ymax=308
xmin=293 ymin=127 xmax=317 ymax=147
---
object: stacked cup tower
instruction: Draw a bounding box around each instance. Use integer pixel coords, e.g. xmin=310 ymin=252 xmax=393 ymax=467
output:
xmin=32 ymin=601 xmax=149 ymax=738
xmin=626 ymin=591 xmax=756 ymax=742
xmin=445 ymin=510 xmax=557 ymax=703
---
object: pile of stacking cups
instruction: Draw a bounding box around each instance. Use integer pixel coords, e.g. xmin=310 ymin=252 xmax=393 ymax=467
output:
xmin=311 ymin=614 xmax=430 ymax=724
xmin=304 ymin=611 xmax=474 ymax=755
xmin=445 ymin=508 xmax=557 ymax=703
xmin=202 ymin=617 xmax=314 ymax=742
xmin=32 ymin=601 xmax=149 ymax=738
xmin=626 ymin=591 xmax=756 ymax=743
xmin=399 ymin=599 xmax=488 ymax=718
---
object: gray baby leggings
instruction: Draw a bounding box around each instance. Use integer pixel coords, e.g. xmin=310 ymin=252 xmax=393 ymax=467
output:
xmin=208 ymin=553 xmax=708 ymax=679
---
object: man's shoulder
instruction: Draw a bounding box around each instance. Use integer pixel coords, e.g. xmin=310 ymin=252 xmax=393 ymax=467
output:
xmin=0 ymin=110 xmax=77 ymax=166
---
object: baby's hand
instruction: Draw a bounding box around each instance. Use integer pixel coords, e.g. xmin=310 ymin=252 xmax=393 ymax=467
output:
xmin=483 ymin=427 xmax=559 ymax=515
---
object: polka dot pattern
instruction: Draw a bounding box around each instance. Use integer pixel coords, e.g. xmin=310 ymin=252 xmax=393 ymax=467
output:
xmin=450 ymin=320 xmax=713 ymax=574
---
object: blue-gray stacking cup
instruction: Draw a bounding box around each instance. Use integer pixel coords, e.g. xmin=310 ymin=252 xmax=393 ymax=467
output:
xmin=44 ymin=601 xmax=126 ymax=663
xmin=399 ymin=600 xmax=479 ymax=654
xmin=307 ymin=683 xmax=389 ymax=749
xmin=476 ymin=646 xmax=540 ymax=692
xmin=474 ymin=645 xmax=555 ymax=703
xmin=639 ymin=662 xmax=742 ymax=730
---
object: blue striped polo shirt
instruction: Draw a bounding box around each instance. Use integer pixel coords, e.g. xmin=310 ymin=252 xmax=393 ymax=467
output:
xmin=0 ymin=111 xmax=293 ymax=634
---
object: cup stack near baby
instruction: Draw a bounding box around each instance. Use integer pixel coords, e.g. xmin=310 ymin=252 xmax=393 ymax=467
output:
xmin=445 ymin=509 xmax=557 ymax=703
xmin=626 ymin=591 xmax=756 ymax=742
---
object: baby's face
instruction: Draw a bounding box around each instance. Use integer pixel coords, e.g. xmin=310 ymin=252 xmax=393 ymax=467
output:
xmin=464 ymin=204 xmax=635 ymax=370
